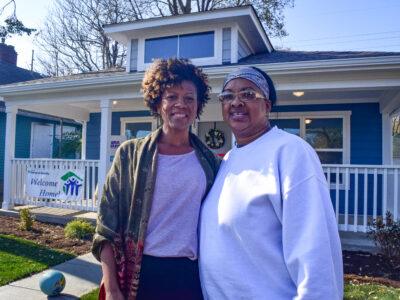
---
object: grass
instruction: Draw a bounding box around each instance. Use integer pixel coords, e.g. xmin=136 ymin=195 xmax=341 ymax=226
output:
xmin=0 ymin=234 xmax=76 ymax=286
xmin=80 ymin=287 xmax=99 ymax=300
xmin=344 ymin=282 xmax=400 ymax=300
xmin=80 ymin=284 xmax=400 ymax=300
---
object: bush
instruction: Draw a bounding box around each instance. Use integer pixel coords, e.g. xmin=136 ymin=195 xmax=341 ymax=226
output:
xmin=368 ymin=211 xmax=400 ymax=262
xmin=64 ymin=219 xmax=95 ymax=240
xmin=18 ymin=208 xmax=34 ymax=231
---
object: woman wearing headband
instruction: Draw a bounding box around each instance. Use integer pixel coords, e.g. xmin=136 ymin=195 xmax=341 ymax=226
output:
xmin=199 ymin=67 xmax=343 ymax=299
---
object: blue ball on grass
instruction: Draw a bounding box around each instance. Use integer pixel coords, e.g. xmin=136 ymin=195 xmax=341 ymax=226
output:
xmin=39 ymin=270 xmax=66 ymax=296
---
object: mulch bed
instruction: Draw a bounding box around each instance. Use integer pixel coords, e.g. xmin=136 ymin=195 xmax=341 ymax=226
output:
xmin=343 ymin=250 xmax=400 ymax=288
xmin=0 ymin=215 xmax=92 ymax=255
xmin=1 ymin=215 xmax=400 ymax=288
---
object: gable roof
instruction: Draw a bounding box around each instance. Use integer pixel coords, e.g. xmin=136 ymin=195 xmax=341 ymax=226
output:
xmin=0 ymin=61 xmax=43 ymax=85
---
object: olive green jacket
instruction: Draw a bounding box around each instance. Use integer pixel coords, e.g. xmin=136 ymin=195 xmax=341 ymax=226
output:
xmin=92 ymin=127 xmax=220 ymax=299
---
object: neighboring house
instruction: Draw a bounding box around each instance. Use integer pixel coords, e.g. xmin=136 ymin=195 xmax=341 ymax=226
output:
xmin=0 ymin=6 xmax=399 ymax=233
xmin=0 ymin=42 xmax=80 ymax=200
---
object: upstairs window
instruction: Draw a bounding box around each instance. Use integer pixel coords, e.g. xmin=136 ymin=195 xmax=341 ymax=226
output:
xmin=144 ymin=31 xmax=214 ymax=63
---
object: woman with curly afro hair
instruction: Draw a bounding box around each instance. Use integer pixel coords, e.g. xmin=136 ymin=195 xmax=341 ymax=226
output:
xmin=93 ymin=58 xmax=220 ymax=300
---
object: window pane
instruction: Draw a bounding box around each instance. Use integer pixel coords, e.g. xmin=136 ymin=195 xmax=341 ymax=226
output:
xmin=305 ymin=118 xmax=343 ymax=149
xmin=179 ymin=31 xmax=214 ymax=59
xmin=317 ymin=151 xmax=343 ymax=164
xmin=145 ymin=36 xmax=178 ymax=63
xmin=270 ymin=118 xmax=300 ymax=136
xmin=125 ymin=122 xmax=152 ymax=139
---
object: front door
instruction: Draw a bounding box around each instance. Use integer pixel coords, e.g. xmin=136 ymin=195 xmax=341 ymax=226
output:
xmin=30 ymin=123 xmax=54 ymax=158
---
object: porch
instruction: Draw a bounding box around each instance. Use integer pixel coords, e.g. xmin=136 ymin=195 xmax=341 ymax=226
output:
xmin=1 ymin=59 xmax=400 ymax=234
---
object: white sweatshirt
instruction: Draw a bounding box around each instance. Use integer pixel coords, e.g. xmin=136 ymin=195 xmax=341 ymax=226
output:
xmin=199 ymin=126 xmax=343 ymax=300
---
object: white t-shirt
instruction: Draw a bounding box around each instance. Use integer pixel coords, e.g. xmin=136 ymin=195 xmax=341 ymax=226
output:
xmin=199 ymin=127 xmax=343 ymax=300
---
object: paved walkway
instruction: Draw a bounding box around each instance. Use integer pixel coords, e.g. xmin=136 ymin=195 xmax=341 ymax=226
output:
xmin=0 ymin=253 xmax=101 ymax=299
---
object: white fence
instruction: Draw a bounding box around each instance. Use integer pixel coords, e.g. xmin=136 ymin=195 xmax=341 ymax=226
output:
xmin=323 ymin=164 xmax=400 ymax=233
xmin=10 ymin=159 xmax=99 ymax=211
xmin=8 ymin=159 xmax=400 ymax=231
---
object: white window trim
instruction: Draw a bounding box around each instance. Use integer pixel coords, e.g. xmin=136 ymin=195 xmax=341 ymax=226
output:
xmin=270 ymin=110 xmax=351 ymax=190
xmin=138 ymin=27 xmax=222 ymax=70
xmin=120 ymin=116 xmax=157 ymax=136
xmin=270 ymin=110 xmax=351 ymax=164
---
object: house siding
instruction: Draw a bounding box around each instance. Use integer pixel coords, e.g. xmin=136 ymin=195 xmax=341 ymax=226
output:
xmin=86 ymin=111 xmax=152 ymax=159
xmin=238 ymin=32 xmax=252 ymax=60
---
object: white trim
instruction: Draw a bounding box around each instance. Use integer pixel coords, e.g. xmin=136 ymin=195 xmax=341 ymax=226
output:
xmin=81 ymin=121 xmax=87 ymax=160
xmin=2 ymin=105 xmax=17 ymax=209
xmin=120 ymin=116 xmax=157 ymax=135
xmin=270 ymin=110 xmax=351 ymax=164
xmin=126 ymin=39 xmax=132 ymax=73
xmin=98 ymin=99 xmax=113 ymax=203
xmin=1 ymin=55 xmax=399 ymax=95
xmin=231 ymin=25 xmax=239 ymax=64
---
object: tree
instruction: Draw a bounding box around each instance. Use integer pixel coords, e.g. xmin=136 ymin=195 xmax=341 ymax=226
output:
xmin=36 ymin=0 xmax=294 ymax=75
xmin=0 ymin=0 xmax=36 ymax=43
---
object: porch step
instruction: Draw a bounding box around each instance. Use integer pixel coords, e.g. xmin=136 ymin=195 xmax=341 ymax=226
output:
xmin=0 ymin=205 xmax=97 ymax=225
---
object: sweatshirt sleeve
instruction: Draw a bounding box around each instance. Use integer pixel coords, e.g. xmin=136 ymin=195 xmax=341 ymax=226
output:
xmin=280 ymin=142 xmax=344 ymax=299
xmin=91 ymin=144 xmax=125 ymax=261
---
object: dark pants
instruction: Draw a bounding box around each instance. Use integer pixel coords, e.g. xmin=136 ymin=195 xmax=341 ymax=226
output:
xmin=136 ymin=255 xmax=203 ymax=300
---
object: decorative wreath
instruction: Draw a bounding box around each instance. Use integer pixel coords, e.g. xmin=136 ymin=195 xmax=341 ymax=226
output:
xmin=205 ymin=128 xmax=225 ymax=149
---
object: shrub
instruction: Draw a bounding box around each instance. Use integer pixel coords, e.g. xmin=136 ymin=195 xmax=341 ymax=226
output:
xmin=64 ymin=219 xmax=95 ymax=240
xmin=18 ymin=208 xmax=34 ymax=231
xmin=368 ymin=211 xmax=400 ymax=262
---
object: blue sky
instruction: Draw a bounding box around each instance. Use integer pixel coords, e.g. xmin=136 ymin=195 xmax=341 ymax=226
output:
xmin=4 ymin=0 xmax=400 ymax=69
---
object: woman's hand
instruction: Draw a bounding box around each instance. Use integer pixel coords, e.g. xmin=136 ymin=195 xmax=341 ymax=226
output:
xmin=100 ymin=242 xmax=123 ymax=300
xmin=105 ymin=288 xmax=124 ymax=300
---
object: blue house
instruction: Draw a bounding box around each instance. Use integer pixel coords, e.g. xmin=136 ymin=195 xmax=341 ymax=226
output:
xmin=0 ymin=6 xmax=399 ymax=233
xmin=0 ymin=42 xmax=81 ymax=200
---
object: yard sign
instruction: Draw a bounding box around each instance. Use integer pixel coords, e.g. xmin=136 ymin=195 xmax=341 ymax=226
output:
xmin=26 ymin=169 xmax=84 ymax=201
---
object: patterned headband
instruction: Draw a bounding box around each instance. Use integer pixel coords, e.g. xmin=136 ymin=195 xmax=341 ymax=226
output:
xmin=222 ymin=67 xmax=270 ymax=99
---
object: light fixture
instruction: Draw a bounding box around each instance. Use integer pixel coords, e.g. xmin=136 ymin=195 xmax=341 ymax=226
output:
xmin=112 ymin=100 xmax=118 ymax=105
xmin=293 ymin=91 xmax=304 ymax=97
xmin=305 ymin=119 xmax=312 ymax=124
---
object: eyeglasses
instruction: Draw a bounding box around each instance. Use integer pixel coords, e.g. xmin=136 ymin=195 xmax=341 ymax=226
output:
xmin=162 ymin=94 xmax=197 ymax=105
xmin=218 ymin=89 xmax=266 ymax=104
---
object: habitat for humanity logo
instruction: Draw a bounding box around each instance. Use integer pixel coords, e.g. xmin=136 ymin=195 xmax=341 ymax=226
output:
xmin=61 ymin=172 xmax=83 ymax=196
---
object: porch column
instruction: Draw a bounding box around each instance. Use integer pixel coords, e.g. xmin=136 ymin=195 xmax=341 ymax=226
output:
xmin=2 ymin=105 xmax=17 ymax=210
xmin=81 ymin=121 xmax=87 ymax=160
xmin=97 ymin=99 xmax=112 ymax=203
xmin=382 ymin=113 xmax=392 ymax=165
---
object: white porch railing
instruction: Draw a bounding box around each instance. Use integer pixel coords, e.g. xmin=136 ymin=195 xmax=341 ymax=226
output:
xmin=8 ymin=160 xmax=400 ymax=230
xmin=11 ymin=159 xmax=99 ymax=211
xmin=323 ymin=164 xmax=400 ymax=233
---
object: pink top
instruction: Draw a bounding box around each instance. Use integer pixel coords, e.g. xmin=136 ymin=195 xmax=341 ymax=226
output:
xmin=143 ymin=150 xmax=206 ymax=260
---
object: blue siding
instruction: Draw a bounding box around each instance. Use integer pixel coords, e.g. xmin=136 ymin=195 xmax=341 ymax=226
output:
xmin=238 ymin=32 xmax=251 ymax=60
xmin=86 ymin=111 xmax=152 ymax=159
xmin=273 ymin=102 xmax=382 ymax=164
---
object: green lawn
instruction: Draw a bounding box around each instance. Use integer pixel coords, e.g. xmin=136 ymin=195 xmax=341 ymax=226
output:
xmin=80 ymin=288 xmax=99 ymax=300
xmin=80 ymin=284 xmax=400 ymax=300
xmin=0 ymin=234 xmax=76 ymax=286
xmin=344 ymin=282 xmax=400 ymax=300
